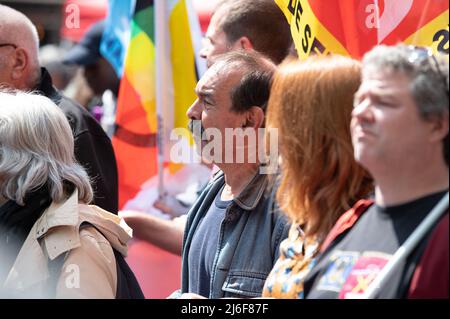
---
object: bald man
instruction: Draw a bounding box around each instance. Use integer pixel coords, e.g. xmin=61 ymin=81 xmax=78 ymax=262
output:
xmin=0 ymin=5 xmax=118 ymax=214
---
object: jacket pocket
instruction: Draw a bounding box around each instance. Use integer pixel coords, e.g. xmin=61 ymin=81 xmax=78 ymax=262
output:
xmin=222 ymin=271 xmax=268 ymax=298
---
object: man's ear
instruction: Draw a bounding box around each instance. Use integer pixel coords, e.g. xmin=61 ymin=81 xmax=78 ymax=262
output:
xmin=244 ymin=106 xmax=265 ymax=129
xmin=428 ymin=113 xmax=449 ymax=143
xmin=10 ymin=48 xmax=28 ymax=81
xmin=235 ymin=36 xmax=253 ymax=51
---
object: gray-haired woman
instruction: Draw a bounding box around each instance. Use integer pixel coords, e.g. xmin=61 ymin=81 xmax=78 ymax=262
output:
xmin=0 ymin=91 xmax=142 ymax=298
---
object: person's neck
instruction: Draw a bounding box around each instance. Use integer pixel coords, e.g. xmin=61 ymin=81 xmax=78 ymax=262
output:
xmin=219 ymin=163 xmax=259 ymax=200
xmin=27 ymin=66 xmax=42 ymax=91
xmin=373 ymin=159 xmax=448 ymax=207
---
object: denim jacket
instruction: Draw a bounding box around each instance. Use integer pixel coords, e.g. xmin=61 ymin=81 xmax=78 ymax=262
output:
xmin=180 ymin=171 xmax=290 ymax=298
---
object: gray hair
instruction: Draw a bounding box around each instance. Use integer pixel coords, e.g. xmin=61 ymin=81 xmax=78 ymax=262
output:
xmin=0 ymin=91 xmax=93 ymax=205
xmin=362 ymin=44 xmax=449 ymax=164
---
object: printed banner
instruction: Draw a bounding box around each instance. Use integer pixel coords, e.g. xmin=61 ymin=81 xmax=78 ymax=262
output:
xmin=274 ymin=0 xmax=449 ymax=59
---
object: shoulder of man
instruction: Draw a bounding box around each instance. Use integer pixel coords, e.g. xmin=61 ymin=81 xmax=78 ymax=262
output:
xmin=37 ymin=68 xmax=108 ymax=140
xmin=264 ymin=187 xmax=290 ymax=262
xmin=56 ymin=94 xmax=111 ymax=140
xmin=271 ymin=210 xmax=290 ymax=263
xmin=319 ymin=199 xmax=374 ymax=253
xmin=185 ymin=171 xmax=225 ymax=218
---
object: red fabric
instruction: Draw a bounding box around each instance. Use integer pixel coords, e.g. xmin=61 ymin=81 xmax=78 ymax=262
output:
xmin=320 ymin=199 xmax=374 ymax=253
xmin=60 ymin=0 xmax=107 ymax=42
xmin=112 ymin=75 xmax=158 ymax=209
xmin=408 ymin=213 xmax=449 ymax=299
xmin=307 ymin=0 xmax=448 ymax=59
xmin=192 ymin=0 xmax=218 ymax=33
xmin=126 ymin=240 xmax=181 ymax=299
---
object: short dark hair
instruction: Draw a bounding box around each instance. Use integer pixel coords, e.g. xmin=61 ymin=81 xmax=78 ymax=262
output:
xmin=210 ymin=50 xmax=276 ymax=114
xmin=215 ymin=0 xmax=292 ymax=64
xmin=231 ymin=69 xmax=274 ymax=114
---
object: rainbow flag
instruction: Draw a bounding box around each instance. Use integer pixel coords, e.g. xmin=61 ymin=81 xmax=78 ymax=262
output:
xmin=109 ymin=0 xmax=205 ymax=209
xmin=101 ymin=0 xmax=206 ymax=298
xmin=275 ymin=0 xmax=449 ymax=59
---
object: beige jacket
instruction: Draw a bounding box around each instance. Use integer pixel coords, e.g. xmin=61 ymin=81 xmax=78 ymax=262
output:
xmin=2 ymin=190 xmax=132 ymax=298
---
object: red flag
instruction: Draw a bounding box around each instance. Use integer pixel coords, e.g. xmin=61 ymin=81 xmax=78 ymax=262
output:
xmin=275 ymin=0 xmax=449 ymax=59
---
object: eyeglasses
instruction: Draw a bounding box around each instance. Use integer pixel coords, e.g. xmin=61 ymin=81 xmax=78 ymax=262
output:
xmin=407 ymin=45 xmax=449 ymax=97
xmin=0 ymin=43 xmax=17 ymax=49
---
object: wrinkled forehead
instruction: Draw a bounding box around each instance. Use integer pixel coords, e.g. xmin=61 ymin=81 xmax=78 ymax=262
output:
xmin=197 ymin=62 xmax=243 ymax=92
xmin=196 ymin=67 xmax=220 ymax=93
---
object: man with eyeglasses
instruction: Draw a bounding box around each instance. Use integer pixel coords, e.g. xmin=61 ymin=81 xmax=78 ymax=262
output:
xmin=0 ymin=5 xmax=118 ymax=214
xmin=303 ymin=44 xmax=449 ymax=299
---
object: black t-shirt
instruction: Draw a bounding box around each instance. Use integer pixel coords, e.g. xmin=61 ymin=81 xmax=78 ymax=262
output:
xmin=304 ymin=190 xmax=448 ymax=299
xmin=188 ymin=186 xmax=232 ymax=297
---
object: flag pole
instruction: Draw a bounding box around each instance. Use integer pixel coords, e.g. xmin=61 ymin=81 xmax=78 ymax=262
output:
xmin=155 ymin=0 xmax=167 ymax=199
xmin=361 ymin=192 xmax=449 ymax=299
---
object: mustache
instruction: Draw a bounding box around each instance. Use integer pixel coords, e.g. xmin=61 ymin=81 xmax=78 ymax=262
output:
xmin=188 ymin=119 xmax=205 ymax=139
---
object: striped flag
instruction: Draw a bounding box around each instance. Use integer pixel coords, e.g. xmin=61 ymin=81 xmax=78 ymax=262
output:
xmin=101 ymin=0 xmax=206 ymax=298
xmin=275 ymin=0 xmax=449 ymax=59
xmin=107 ymin=0 xmax=205 ymax=209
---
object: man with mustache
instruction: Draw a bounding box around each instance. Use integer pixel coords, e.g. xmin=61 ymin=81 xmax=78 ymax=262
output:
xmin=121 ymin=0 xmax=292 ymax=256
xmin=173 ymin=50 xmax=288 ymax=298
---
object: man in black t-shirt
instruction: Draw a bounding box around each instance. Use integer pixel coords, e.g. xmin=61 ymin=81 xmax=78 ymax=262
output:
xmin=304 ymin=44 xmax=449 ymax=299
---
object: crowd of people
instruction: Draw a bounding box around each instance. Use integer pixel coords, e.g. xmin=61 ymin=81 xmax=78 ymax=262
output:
xmin=0 ymin=0 xmax=448 ymax=299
